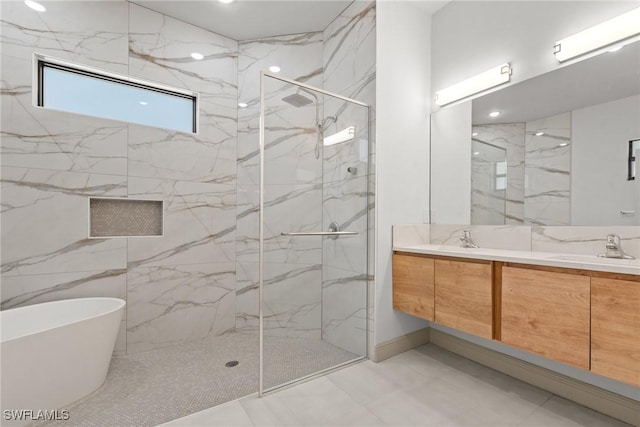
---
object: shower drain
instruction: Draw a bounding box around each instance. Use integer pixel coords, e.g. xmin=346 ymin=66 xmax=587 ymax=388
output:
xmin=225 ymin=360 xmax=239 ymax=367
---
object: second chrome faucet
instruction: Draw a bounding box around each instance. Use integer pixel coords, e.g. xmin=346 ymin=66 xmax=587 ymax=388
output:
xmin=460 ymin=229 xmax=479 ymax=248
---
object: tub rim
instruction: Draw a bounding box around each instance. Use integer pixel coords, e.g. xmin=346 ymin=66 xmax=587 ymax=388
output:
xmin=0 ymin=297 xmax=126 ymax=343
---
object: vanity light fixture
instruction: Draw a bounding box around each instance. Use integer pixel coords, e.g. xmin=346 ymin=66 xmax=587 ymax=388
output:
xmin=324 ymin=126 xmax=355 ymax=146
xmin=190 ymin=52 xmax=204 ymax=60
xmin=238 ymin=102 xmax=248 ymax=108
xmin=268 ymin=65 xmax=281 ymax=73
xmin=434 ymin=63 xmax=511 ymax=106
xmin=24 ymin=0 xmax=46 ymax=12
xmin=489 ymin=111 xmax=501 ymax=118
xmin=553 ymin=7 xmax=640 ymax=62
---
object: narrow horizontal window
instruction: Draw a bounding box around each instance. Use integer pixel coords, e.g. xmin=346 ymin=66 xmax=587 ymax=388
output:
xmin=36 ymin=56 xmax=197 ymax=133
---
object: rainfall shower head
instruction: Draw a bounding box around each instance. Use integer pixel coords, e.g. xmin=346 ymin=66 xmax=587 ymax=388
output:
xmin=282 ymin=93 xmax=314 ymax=108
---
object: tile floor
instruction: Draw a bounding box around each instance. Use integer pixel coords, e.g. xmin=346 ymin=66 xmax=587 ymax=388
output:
xmin=162 ymin=344 xmax=632 ymax=427
xmin=39 ymin=333 xmax=357 ymax=427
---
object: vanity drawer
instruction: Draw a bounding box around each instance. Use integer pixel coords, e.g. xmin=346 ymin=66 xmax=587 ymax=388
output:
xmin=434 ymin=259 xmax=493 ymax=339
xmin=591 ymin=277 xmax=640 ymax=386
xmin=501 ymin=266 xmax=590 ymax=370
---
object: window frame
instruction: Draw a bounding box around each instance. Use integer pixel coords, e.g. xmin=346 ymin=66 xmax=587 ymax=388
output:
xmin=33 ymin=53 xmax=199 ymax=134
xmin=629 ymin=139 xmax=639 ymax=181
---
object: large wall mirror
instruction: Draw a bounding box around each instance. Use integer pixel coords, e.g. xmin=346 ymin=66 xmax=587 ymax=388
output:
xmin=430 ymin=41 xmax=640 ymax=226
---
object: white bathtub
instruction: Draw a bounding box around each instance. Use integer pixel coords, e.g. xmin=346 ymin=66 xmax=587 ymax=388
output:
xmin=1 ymin=297 xmax=125 ymax=425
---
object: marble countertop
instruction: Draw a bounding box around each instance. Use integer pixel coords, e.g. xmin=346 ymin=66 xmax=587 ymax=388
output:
xmin=392 ymin=244 xmax=640 ymax=276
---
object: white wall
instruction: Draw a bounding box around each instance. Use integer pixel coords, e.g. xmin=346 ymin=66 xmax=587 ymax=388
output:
xmin=375 ymin=1 xmax=433 ymax=344
xmin=430 ymin=101 xmax=472 ymax=224
xmin=431 ymin=1 xmax=639 ymax=109
xmin=572 ymin=95 xmax=640 ymax=225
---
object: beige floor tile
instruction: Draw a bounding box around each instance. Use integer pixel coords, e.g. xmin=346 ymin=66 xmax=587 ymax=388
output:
xmin=159 ymin=400 xmax=254 ymax=426
xmin=241 ymin=376 xmax=385 ymax=426
xmin=518 ymin=396 xmax=632 ymax=427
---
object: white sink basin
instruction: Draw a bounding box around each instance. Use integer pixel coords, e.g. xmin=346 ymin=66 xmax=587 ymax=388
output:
xmin=547 ymin=254 xmax=638 ymax=265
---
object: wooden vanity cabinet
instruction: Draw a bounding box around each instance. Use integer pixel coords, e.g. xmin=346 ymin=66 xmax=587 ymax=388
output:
xmin=434 ymin=259 xmax=493 ymax=339
xmin=501 ymin=266 xmax=591 ymax=370
xmin=392 ymin=253 xmax=435 ymax=321
xmin=591 ymin=277 xmax=640 ymax=387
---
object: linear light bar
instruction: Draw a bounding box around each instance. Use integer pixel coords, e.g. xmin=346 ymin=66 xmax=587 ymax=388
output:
xmin=434 ymin=63 xmax=511 ymax=106
xmin=323 ymin=126 xmax=355 ymax=146
xmin=554 ymin=7 xmax=640 ymax=62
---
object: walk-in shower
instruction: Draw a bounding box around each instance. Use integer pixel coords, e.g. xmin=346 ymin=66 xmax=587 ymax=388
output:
xmin=282 ymin=88 xmax=337 ymax=159
xmin=260 ymin=72 xmax=371 ymax=394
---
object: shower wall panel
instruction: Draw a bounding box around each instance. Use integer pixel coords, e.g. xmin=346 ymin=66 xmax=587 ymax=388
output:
xmin=0 ymin=2 xmax=239 ymax=354
xmin=235 ymin=33 xmax=324 ymax=338
xmin=322 ymin=1 xmax=376 ymax=356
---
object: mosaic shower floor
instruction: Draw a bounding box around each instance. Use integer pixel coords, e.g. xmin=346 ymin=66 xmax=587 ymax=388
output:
xmin=40 ymin=333 xmax=359 ymax=427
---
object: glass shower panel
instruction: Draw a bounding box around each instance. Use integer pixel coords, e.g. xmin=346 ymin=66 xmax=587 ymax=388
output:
xmin=259 ymin=74 xmax=369 ymax=393
xmin=471 ymin=140 xmax=507 ymax=224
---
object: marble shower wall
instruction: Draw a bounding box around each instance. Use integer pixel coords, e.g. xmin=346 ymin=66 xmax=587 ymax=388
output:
xmin=322 ymin=0 xmax=376 ymax=357
xmin=235 ymin=33 xmax=325 ymax=338
xmin=0 ymin=2 xmax=238 ymax=354
xmin=472 ymin=124 xmax=525 ymax=224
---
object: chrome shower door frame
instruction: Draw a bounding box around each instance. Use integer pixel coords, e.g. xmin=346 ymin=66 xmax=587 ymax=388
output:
xmin=258 ymin=71 xmax=371 ymax=397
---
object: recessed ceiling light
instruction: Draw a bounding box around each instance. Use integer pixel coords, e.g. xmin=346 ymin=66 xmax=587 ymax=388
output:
xmin=489 ymin=111 xmax=500 ymax=118
xmin=218 ymin=0 xmax=235 ymax=3
xmin=473 ymin=151 xmax=480 ymax=156
xmin=138 ymin=101 xmax=148 ymax=106
xmin=24 ymin=0 xmax=46 ymax=12
xmin=190 ymin=52 xmax=204 ymax=60
xmin=269 ymin=65 xmax=281 ymax=73
xmin=535 ymin=131 xmax=545 ymax=136
xmin=238 ymin=102 xmax=248 ymax=108
xmin=472 ymin=132 xmax=478 ymax=137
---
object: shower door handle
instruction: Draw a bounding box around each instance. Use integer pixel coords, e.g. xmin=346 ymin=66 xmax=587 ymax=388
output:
xmin=280 ymin=231 xmax=358 ymax=236
xmin=281 ymin=222 xmax=358 ymax=239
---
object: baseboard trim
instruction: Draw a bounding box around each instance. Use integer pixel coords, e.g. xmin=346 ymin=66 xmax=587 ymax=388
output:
xmin=430 ymin=329 xmax=640 ymax=426
xmin=372 ymin=327 xmax=430 ymax=362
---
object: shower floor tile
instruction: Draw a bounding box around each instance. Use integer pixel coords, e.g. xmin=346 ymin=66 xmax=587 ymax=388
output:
xmin=39 ymin=333 xmax=358 ymax=427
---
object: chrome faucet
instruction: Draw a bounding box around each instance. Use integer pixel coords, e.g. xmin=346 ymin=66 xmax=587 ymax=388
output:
xmin=598 ymin=234 xmax=635 ymax=259
xmin=460 ymin=229 xmax=479 ymax=248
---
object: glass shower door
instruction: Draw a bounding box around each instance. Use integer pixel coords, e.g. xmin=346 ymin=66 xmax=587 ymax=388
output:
xmin=259 ymin=73 xmax=370 ymax=393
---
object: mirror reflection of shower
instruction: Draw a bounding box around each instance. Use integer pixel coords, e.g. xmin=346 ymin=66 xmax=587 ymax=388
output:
xmin=282 ymin=88 xmax=337 ymax=159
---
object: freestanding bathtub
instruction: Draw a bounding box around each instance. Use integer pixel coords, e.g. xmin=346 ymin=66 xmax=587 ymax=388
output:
xmin=1 ymin=298 xmax=125 ymax=425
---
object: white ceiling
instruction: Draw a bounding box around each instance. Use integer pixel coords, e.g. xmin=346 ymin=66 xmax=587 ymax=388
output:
xmin=132 ymin=0 xmax=354 ymax=41
xmin=132 ymin=0 xmax=450 ymax=41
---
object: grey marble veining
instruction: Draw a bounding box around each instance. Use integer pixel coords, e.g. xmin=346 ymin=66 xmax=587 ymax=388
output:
xmin=127 ymin=177 xmax=236 ymax=268
xmin=532 ymin=226 xmax=640 ymax=259
xmin=321 ymin=1 xmax=375 ymax=358
xmin=1 ymin=167 xmax=127 ymax=277
xmin=428 ymin=225 xmax=533 ymax=251
xmin=126 ymin=262 xmax=236 ymax=354
xmin=525 ymin=113 xmax=571 ymax=226
xmin=1 ymin=63 xmax=129 ymax=175
xmin=127 ymin=5 xmax=238 ymax=185
xmin=472 ymin=123 xmax=525 ymax=224
xmin=235 ymin=261 xmax=322 ymax=339
xmin=0 ymin=1 xmax=128 ymax=73
xmin=128 ymin=4 xmax=237 ymax=97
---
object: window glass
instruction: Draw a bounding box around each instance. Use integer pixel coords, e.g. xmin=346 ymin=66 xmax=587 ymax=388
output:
xmin=39 ymin=62 xmax=196 ymax=133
